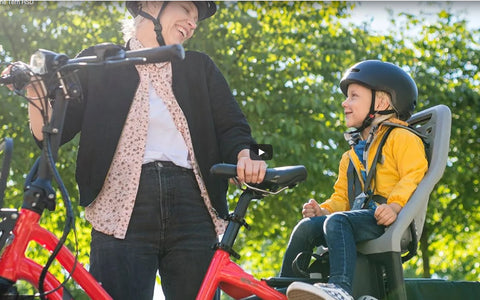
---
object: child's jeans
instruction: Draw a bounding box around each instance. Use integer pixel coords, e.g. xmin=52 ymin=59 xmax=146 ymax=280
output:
xmin=280 ymin=209 xmax=386 ymax=295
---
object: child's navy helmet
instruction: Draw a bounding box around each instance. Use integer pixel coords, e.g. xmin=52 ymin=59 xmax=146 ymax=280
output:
xmin=340 ymin=60 xmax=418 ymax=121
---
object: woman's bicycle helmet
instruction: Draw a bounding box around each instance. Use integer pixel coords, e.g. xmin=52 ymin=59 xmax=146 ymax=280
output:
xmin=126 ymin=1 xmax=216 ymax=45
xmin=340 ymin=60 xmax=418 ymax=128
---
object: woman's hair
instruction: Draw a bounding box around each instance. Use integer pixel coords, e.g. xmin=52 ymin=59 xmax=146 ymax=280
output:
xmin=122 ymin=1 xmax=163 ymax=42
xmin=371 ymin=90 xmax=397 ymax=126
xmin=122 ymin=16 xmax=138 ymax=42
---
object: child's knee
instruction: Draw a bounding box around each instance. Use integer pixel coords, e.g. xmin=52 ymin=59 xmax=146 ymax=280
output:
xmin=292 ymin=218 xmax=317 ymax=240
xmin=324 ymin=212 xmax=348 ymax=233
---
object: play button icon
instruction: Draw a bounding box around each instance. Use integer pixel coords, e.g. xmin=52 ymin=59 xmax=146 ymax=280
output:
xmin=250 ymin=144 xmax=273 ymax=161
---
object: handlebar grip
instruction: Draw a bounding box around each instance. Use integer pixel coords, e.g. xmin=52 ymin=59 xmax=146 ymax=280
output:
xmin=0 ymin=62 xmax=32 ymax=90
xmin=125 ymin=44 xmax=185 ymax=64
xmin=210 ymin=163 xmax=237 ymax=177
xmin=0 ymin=75 xmax=14 ymax=85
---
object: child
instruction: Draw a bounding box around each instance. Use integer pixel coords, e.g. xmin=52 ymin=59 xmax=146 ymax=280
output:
xmin=283 ymin=60 xmax=428 ymax=300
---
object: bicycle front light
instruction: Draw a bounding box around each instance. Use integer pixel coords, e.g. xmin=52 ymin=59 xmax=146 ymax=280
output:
xmin=30 ymin=50 xmax=48 ymax=75
xmin=30 ymin=49 xmax=68 ymax=75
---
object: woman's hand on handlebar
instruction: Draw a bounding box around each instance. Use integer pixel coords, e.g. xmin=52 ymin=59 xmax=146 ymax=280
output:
xmin=1 ymin=62 xmax=46 ymax=97
xmin=1 ymin=62 xmax=48 ymax=141
xmin=0 ymin=64 xmax=16 ymax=91
xmin=236 ymin=149 xmax=267 ymax=184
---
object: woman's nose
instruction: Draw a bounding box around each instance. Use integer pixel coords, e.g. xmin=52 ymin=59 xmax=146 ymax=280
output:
xmin=188 ymin=18 xmax=197 ymax=30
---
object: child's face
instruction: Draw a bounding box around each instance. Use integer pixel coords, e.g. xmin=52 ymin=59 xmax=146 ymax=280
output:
xmin=342 ymin=83 xmax=372 ymax=129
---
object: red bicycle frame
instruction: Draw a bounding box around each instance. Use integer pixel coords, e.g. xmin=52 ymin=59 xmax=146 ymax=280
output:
xmin=197 ymin=250 xmax=286 ymax=300
xmin=0 ymin=88 xmax=112 ymax=299
xmin=0 ymin=208 xmax=112 ymax=300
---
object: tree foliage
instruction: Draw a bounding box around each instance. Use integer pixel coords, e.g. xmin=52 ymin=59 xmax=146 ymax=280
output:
xmin=0 ymin=1 xmax=478 ymax=296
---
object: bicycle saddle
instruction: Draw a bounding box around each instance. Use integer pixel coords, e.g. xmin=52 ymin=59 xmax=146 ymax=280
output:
xmin=210 ymin=163 xmax=307 ymax=190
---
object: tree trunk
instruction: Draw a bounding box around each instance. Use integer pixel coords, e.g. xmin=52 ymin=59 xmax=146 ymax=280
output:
xmin=420 ymin=224 xmax=431 ymax=278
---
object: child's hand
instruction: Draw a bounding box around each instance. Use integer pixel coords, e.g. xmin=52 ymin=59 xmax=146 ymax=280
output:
xmin=302 ymin=199 xmax=326 ymax=218
xmin=374 ymin=203 xmax=401 ymax=226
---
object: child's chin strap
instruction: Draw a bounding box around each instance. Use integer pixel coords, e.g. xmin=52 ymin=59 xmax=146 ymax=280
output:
xmin=351 ymin=89 xmax=397 ymax=134
xmin=350 ymin=89 xmax=377 ymax=134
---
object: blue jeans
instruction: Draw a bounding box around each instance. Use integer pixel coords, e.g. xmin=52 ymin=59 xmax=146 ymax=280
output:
xmin=280 ymin=209 xmax=385 ymax=294
xmin=89 ymin=161 xmax=217 ymax=300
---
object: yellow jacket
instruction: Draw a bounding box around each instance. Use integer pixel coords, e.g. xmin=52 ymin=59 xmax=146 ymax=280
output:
xmin=320 ymin=119 xmax=428 ymax=213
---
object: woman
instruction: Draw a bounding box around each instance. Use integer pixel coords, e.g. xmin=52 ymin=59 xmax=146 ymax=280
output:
xmin=24 ymin=1 xmax=267 ymax=299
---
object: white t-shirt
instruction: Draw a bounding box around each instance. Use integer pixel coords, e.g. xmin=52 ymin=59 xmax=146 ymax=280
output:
xmin=143 ymin=82 xmax=192 ymax=169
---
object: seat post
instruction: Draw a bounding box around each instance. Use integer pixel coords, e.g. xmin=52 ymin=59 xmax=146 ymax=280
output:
xmin=353 ymin=253 xmax=385 ymax=298
xmin=218 ymin=190 xmax=256 ymax=251
xmin=370 ymin=252 xmax=407 ymax=300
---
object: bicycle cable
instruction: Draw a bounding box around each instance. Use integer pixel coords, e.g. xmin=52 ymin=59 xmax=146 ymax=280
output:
xmin=37 ymin=133 xmax=79 ymax=299
xmin=231 ymin=177 xmax=290 ymax=197
xmin=14 ymin=67 xmax=81 ymax=299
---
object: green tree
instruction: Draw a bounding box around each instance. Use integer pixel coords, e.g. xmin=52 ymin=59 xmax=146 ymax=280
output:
xmin=390 ymin=9 xmax=480 ymax=280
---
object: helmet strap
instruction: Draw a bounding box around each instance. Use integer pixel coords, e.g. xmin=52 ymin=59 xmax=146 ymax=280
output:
xmin=137 ymin=1 xmax=169 ymax=46
xmin=351 ymin=89 xmax=376 ymax=134
xmin=377 ymin=109 xmax=396 ymax=115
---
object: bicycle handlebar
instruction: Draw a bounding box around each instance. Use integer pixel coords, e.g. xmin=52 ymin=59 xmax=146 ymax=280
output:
xmin=1 ymin=43 xmax=185 ymax=87
xmin=64 ymin=43 xmax=185 ymax=70
xmin=123 ymin=44 xmax=185 ymax=63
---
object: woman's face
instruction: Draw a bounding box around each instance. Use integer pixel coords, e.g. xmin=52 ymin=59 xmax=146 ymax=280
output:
xmin=342 ymin=83 xmax=372 ymax=129
xmin=159 ymin=1 xmax=198 ymax=45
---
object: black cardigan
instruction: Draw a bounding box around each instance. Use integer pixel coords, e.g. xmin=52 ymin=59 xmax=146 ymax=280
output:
xmin=61 ymin=46 xmax=254 ymax=218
